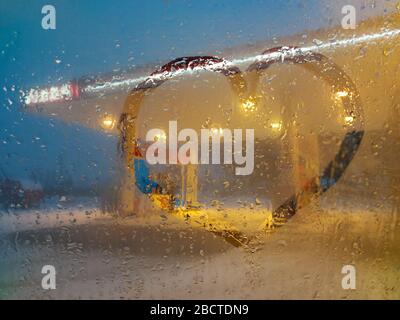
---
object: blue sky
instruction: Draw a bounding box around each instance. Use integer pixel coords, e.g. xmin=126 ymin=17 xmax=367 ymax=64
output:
xmin=1 ymin=0 xmax=331 ymax=88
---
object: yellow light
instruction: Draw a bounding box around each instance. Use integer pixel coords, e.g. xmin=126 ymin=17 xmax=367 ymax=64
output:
xmin=154 ymin=132 xmax=167 ymax=142
xmin=103 ymin=119 xmax=114 ymax=127
xmin=344 ymin=115 xmax=354 ymax=125
xmin=270 ymin=121 xmax=282 ymax=131
xmin=335 ymin=91 xmax=349 ymax=98
xmin=100 ymin=115 xmax=116 ymax=131
xmin=210 ymin=127 xmax=223 ymax=135
xmin=241 ymin=98 xmax=257 ymax=112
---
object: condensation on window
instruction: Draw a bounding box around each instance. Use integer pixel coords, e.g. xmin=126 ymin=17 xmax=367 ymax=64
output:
xmin=0 ymin=0 xmax=399 ymax=299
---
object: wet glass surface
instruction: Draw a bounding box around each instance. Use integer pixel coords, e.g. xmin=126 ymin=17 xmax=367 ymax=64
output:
xmin=0 ymin=0 xmax=399 ymax=299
